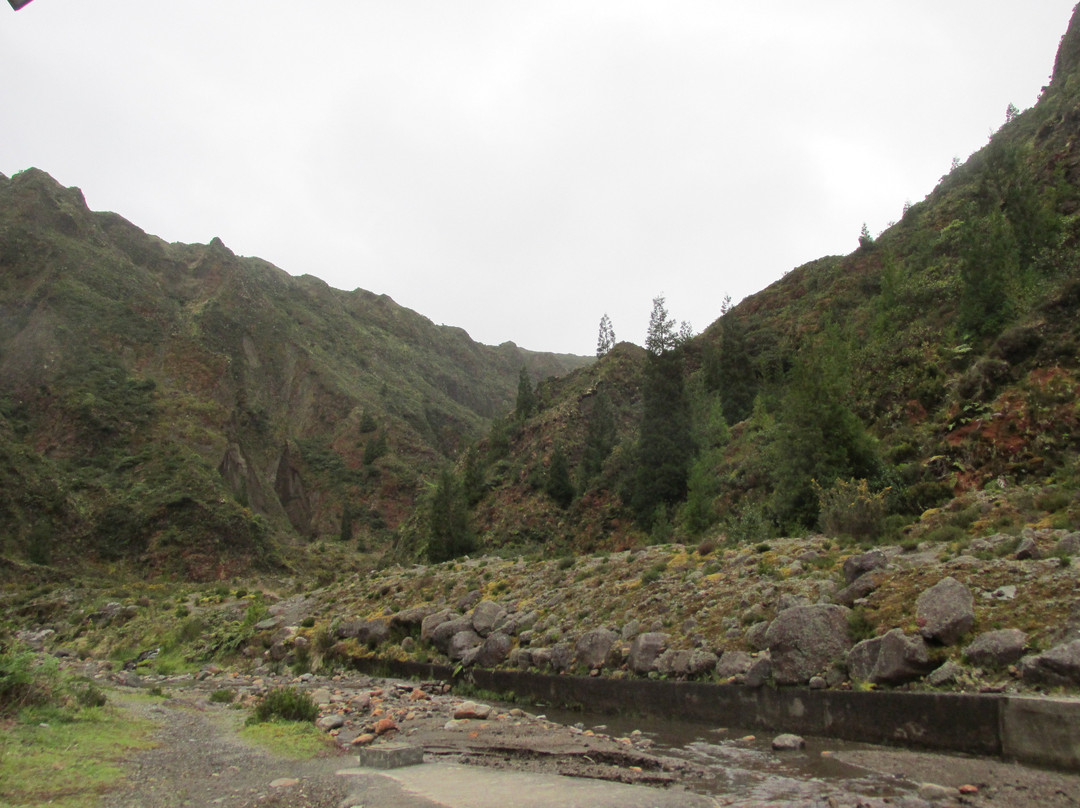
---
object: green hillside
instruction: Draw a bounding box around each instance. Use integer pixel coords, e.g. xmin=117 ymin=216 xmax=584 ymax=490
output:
xmin=443 ymin=11 xmax=1080 ymax=556
xmin=0 ymin=169 xmax=588 ymax=578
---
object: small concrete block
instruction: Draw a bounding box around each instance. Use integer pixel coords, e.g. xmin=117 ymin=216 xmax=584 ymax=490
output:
xmin=353 ymin=742 xmax=425 ymax=769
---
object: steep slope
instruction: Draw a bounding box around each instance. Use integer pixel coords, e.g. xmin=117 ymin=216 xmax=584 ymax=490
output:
xmin=0 ymin=169 xmax=588 ymax=577
xmin=452 ymin=9 xmax=1080 ymax=554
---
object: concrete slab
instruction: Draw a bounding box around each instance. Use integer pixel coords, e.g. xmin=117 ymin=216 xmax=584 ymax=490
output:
xmin=1002 ymin=696 xmax=1080 ymax=770
xmin=340 ymin=762 xmax=714 ymax=808
xmin=350 ymin=742 xmax=425 ymax=769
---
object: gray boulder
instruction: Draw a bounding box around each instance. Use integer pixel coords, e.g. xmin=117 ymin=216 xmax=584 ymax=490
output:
xmin=575 ymin=628 xmax=618 ymax=670
xmin=337 ymin=618 xmax=390 ymax=647
xmin=390 ymin=605 xmax=437 ymax=634
xmin=687 ymin=648 xmax=720 ymax=677
xmin=420 ymin=609 xmax=456 ymax=643
xmin=744 ymin=621 xmax=770 ymax=651
xmin=835 ymin=571 xmax=886 ymax=607
xmin=1019 ymin=640 xmax=1080 ymax=687
xmin=529 ymin=646 xmax=552 ymax=670
xmin=1015 ymin=536 xmax=1043 ymax=560
xmin=916 ymin=577 xmax=974 ymax=645
xmin=848 ymin=629 xmax=933 ymax=685
xmin=656 ymin=649 xmax=692 ymax=677
xmin=716 ymin=650 xmax=754 ymax=680
xmin=1054 ymin=532 xmax=1080 ymax=557
xmin=744 ymin=652 xmax=772 ymax=688
xmin=765 ymin=604 xmax=852 ymax=685
xmin=628 ymin=632 xmax=670 ymax=674
xmin=549 ymin=642 xmax=574 ymax=673
xmin=772 ymin=733 xmax=806 ymax=751
xmin=471 ymin=600 xmax=507 ymax=637
xmin=447 ymin=629 xmax=482 ymax=661
xmin=475 ymin=632 xmax=512 ymax=668
xmin=963 ymin=629 xmax=1028 ymax=668
xmin=431 ymin=617 xmax=474 ymax=653
xmin=926 ymin=660 xmax=963 ymax=687
xmin=842 ymin=549 xmax=887 ymax=584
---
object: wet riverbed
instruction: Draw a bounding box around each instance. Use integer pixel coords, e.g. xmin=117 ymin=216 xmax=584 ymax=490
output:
xmin=530 ymin=702 xmax=952 ymax=806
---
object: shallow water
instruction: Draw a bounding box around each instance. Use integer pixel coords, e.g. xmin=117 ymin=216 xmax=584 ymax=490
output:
xmin=532 ymin=702 xmax=924 ymax=806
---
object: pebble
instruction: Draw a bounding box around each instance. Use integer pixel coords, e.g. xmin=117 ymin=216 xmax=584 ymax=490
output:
xmin=269 ymin=778 xmax=299 ymax=788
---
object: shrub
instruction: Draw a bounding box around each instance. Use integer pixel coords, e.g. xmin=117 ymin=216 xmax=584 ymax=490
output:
xmin=249 ymin=687 xmax=318 ymax=724
xmin=816 ymin=478 xmax=890 ymax=542
xmin=209 ymin=688 xmax=236 ymax=704
xmin=0 ymin=645 xmax=61 ymax=716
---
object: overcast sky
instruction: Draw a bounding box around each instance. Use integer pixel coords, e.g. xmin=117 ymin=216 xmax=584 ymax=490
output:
xmin=2 ymin=2 xmax=1075 ymax=355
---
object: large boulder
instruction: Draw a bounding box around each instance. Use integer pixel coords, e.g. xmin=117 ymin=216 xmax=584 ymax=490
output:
xmin=1019 ymin=640 xmax=1080 ymax=688
xmin=447 ymin=629 xmax=483 ymax=662
xmin=628 ymin=632 xmax=670 ymax=674
xmin=848 ymin=629 xmax=933 ymax=685
xmin=916 ymin=577 xmax=974 ymax=646
xmin=656 ymin=649 xmax=692 ymax=677
xmin=420 ymin=609 xmax=456 ymax=643
xmin=549 ymin=642 xmax=574 ymax=673
xmin=963 ymin=629 xmax=1028 ymax=668
xmin=575 ymin=628 xmax=618 ymax=670
xmin=765 ymin=604 xmax=852 ymax=685
xmin=430 ymin=616 xmax=474 ymax=653
xmin=716 ymin=650 xmax=754 ymax=680
xmin=842 ymin=550 xmax=887 ymax=585
xmin=391 ymin=606 xmax=437 ymax=635
xmin=471 ymin=600 xmax=508 ymax=637
xmin=338 ymin=618 xmax=390 ymax=647
xmin=474 ymin=632 xmax=512 ymax=668
xmin=836 ymin=571 xmax=886 ymax=607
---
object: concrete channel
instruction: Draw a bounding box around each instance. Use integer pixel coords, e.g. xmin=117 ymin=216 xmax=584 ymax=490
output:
xmin=350 ymin=657 xmax=1080 ymax=771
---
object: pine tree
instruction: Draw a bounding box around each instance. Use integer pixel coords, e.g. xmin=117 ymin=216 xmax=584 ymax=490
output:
xmin=515 ymin=366 xmax=537 ymax=419
xmin=427 ymin=470 xmax=474 ymax=562
xmin=769 ymin=339 xmax=879 ymax=530
xmin=581 ymin=387 xmax=616 ymax=482
xmin=596 ymin=313 xmax=616 ymax=357
xmin=545 ymin=444 xmax=575 ymax=508
xmin=631 ymin=296 xmax=694 ymax=526
xmin=644 ymin=295 xmax=676 ymax=356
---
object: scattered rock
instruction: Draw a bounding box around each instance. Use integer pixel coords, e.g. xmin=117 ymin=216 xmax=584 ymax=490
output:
xmin=1019 ymin=639 xmax=1080 ymax=687
xmin=575 ymin=628 xmax=618 ymax=670
xmin=628 ymin=632 xmax=669 ymax=674
xmin=765 ymin=604 xmax=852 ymax=685
xmin=963 ymin=629 xmax=1028 ymax=668
xmin=842 ymin=550 xmax=887 ymax=584
xmin=1015 ymin=536 xmax=1043 ymax=561
xmin=269 ymin=778 xmax=299 ymax=788
xmin=835 ymin=570 xmax=886 ymax=607
xmin=916 ymin=577 xmax=974 ymax=646
xmin=471 ymin=600 xmax=507 ymax=637
xmin=453 ymin=701 xmax=492 ymax=720
xmin=926 ymin=660 xmax=963 ymax=687
xmin=849 ymin=629 xmax=933 ymax=686
xmin=474 ymin=631 xmax=511 ymax=668
xmin=771 ymin=733 xmax=805 ymax=751
xmin=446 ymin=629 xmax=482 ymax=661
xmin=373 ymin=717 xmax=397 ymax=735
xmin=317 ymin=713 xmax=346 ymax=731
xmin=715 ymin=650 xmax=754 ymax=680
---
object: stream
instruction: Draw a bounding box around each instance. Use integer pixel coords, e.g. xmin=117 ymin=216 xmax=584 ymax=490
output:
xmin=531 ymin=702 xmax=931 ymax=806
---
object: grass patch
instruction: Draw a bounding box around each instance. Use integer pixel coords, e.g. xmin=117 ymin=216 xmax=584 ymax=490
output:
xmin=0 ymin=702 xmax=154 ymax=807
xmin=237 ymin=720 xmax=335 ymax=759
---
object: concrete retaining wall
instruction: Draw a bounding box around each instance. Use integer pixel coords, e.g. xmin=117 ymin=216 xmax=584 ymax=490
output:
xmin=349 ymin=657 xmax=1079 ymax=770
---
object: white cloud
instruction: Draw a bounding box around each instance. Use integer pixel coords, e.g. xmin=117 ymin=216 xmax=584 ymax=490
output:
xmin=1 ymin=1 xmax=1073 ymax=353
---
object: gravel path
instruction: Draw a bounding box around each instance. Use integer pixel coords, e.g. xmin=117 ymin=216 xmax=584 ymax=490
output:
xmin=101 ymin=693 xmax=357 ymax=808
